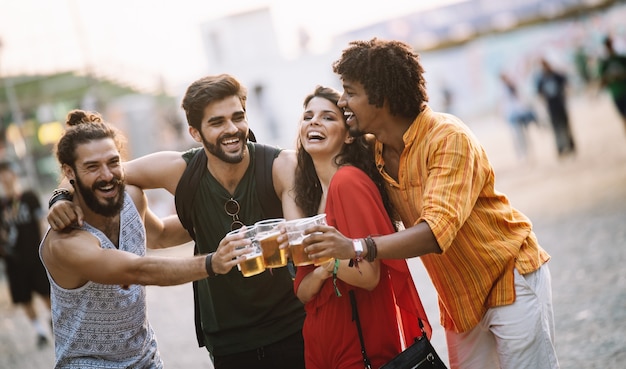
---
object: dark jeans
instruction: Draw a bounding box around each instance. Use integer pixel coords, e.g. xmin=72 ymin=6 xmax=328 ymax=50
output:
xmin=213 ymin=330 xmax=305 ymax=369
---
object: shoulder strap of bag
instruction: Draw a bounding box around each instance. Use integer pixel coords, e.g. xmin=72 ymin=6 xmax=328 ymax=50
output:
xmin=349 ymin=290 xmax=373 ymax=369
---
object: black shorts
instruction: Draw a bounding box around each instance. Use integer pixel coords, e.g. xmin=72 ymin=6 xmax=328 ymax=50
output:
xmin=213 ymin=330 xmax=305 ymax=369
xmin=4 ymin=256 xmax=50 ymax=304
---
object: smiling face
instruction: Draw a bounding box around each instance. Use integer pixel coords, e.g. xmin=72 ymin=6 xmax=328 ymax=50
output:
xmin=67 ymin=138 xmax=125 ymax=217
xmin=338 ymin=79 xmax=384 ymax=138
xmin=299 ymin=96 xmax=351 ymax=161
xmin=191 ymin=95 xmax=249 ymax=164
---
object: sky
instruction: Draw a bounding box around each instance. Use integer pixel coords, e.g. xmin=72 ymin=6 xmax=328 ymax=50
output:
xmin=0 ymin=0 xmax=460 ymax=93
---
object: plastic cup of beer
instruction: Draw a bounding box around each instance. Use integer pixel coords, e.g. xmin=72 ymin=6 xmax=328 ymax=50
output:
xmin=254 ymin=218 xmax=288 ymax=268
xmin=285 ymin=219 xmax=314 ymax=267
xmin=227 ymin=226 xmax=265 ymax=277
xmin=295 ymin=214 xmax=330 ymax=266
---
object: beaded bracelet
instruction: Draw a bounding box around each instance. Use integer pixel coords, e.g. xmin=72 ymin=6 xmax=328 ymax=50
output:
xmin=332 ymin=259 xmax=342 ymax=297
xmin=48 ymin=188 xmax=73 ymax=209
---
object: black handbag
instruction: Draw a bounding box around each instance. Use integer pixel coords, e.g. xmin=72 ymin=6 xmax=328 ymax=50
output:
xmin=380 ymin=321 xmax=447 ymax=369
xmin=349 ymin=290 xmax=447 ymax=369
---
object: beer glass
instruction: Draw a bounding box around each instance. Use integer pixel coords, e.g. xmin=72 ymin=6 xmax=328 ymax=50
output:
xmin=227 ymin=226 xmax=265 ymax=277
xmin=254 ymin=218 xmax=287 ymax=268
xmin=285 ymin=219 xmax=314 ymax=266
xmin=292 ymin=214 xmax=330 ymax=266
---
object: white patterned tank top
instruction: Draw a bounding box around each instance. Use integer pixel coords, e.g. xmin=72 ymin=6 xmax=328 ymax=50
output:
xmin=42 ymin=192 xmax=163 ymax=369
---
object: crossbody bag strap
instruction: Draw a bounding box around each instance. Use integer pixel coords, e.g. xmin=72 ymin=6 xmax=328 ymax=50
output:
xmin=349 ymin=290 xmax=373 ymax=369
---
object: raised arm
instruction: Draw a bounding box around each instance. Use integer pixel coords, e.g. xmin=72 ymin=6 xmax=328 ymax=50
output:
xmin=41 ymin=230 xmax=209 ymax=290
xmin=303 ymin=221 xmax=440 ymax=261
xmin=124 ymin=151 xmax=187 ymax=194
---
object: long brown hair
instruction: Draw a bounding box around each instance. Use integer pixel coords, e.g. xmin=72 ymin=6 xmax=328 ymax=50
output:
xmin=294 ymin=86 xmax=395 ymax=221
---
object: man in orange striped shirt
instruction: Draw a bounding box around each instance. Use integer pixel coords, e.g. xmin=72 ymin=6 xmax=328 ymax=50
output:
xmin=303 ymin=38 xmax=559 ymax=369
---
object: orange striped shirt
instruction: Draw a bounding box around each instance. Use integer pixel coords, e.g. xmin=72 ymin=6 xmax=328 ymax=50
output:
xmin=375 ymin=106 xmax=550 ymax=333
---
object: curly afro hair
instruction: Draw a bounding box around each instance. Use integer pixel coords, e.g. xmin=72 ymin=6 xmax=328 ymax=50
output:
xmin=332 ymin=38 xmax=428 ymax=120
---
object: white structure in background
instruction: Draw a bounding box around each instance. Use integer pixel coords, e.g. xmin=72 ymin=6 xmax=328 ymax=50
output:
xmin=199 ymin=7 xmax=340 ymax=149
xmin=197 ymin=1 xmax=626 ymax=144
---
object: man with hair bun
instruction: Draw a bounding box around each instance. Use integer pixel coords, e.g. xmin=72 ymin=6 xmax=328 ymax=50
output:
xmin=40 ymin=109 xmax=217 ymax=369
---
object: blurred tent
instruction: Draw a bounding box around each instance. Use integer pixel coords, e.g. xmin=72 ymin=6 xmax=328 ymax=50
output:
xmin=0 ymin=71 xmax=179 ymax=192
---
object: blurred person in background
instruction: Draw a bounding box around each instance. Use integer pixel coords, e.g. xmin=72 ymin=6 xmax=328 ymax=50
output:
xmin=499 ymin=72 xmax=538 ymax=162
xmin=598 ymin=35 xmax=626 ymax=132
xmin=47 ymin=75 xmax=306 ymax=369
xmin=442 ymin=83 xmax=454 ymax=115
xmin=536 ymin=58 xmax=576 ymax=158
xmin=293 ymin=85 xmax=431 ymax=368
xmin=41 ymin=109 xmax=220 ymax=368
xmin=573 ymin=44 xmax=592 ymax=91
xmin=302 ymin=38 xmax=559 ymax=369
xmin=0 ymin=161 xmax=51 ymax=349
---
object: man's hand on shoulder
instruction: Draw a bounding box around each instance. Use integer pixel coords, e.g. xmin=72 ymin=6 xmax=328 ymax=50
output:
xmin=48 ymin=199 xmax=83 ymax=231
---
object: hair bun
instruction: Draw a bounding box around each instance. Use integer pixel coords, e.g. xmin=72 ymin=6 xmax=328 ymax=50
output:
xmin=65 ymin=109 xmax=104 ymax=127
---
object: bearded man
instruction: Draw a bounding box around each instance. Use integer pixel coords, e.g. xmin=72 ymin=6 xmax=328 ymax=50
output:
xmin=40 ymin=109 xmax=217 ymax=369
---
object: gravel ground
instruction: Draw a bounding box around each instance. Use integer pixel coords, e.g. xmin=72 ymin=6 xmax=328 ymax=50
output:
xmin=1 ymin=93 xmax=625 ymax=368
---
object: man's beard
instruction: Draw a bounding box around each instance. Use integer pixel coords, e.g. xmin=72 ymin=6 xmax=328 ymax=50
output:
xmin=74 ymin=175 xmax=125 ymax=217
xmin=201 ymin=130 xmax=247 ymax=164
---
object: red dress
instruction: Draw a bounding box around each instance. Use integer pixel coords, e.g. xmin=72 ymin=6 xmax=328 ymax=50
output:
xmin=294 ymin=166 xmax=431 ymax=369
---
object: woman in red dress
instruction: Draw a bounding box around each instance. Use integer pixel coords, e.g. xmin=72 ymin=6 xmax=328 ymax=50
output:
xmin=293 ymin=86 xmax=432 ymax=368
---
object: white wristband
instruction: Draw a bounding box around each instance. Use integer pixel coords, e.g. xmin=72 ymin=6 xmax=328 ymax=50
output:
xmin=352 ymin=238 xmax=364 ymax=259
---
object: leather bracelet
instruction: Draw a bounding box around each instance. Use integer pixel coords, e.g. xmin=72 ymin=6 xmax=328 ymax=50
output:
xmin=364 ymin=236 xmax=378 ymax=262
xmin=205 ymin=253 xmax=218 ymax=278
xmin=48 ymin=188 xmax=73 ymax=209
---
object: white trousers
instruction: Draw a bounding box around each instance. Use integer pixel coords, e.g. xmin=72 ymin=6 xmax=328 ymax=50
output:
xmin=445 ymin=264 xmax=559 ymax=369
